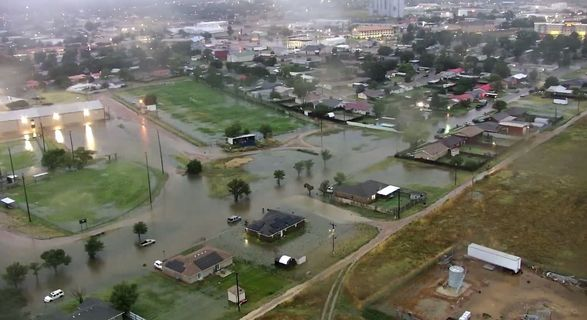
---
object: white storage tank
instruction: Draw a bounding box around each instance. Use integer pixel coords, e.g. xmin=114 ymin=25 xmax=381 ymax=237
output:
xmin=448 ymin=265 xmax=465 ymax=290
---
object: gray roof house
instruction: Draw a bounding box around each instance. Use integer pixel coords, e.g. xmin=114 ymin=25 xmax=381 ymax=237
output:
xmin=245 ymin=209 xmax=306 ymax=241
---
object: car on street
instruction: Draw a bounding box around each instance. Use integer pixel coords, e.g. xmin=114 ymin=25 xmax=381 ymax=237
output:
xmin=227 ymin=215 xmax=242 ymax=223
xmin=154 ymin=260 xmax=163 ymax=270
xmin=139 ymin=239 xmax=156 ymax=247
xmin=44 ymin=289 xmax=64 ymax=303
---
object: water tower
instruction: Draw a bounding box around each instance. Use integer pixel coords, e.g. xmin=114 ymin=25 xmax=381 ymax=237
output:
xmin=448 ymin=265 xmax=465 ymax=291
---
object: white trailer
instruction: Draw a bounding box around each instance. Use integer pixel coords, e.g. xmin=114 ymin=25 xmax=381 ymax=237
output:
xmin=467 ymin=243 xmax=521 ymax=273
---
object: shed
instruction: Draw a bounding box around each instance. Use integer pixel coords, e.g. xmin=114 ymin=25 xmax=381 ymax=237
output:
xmin=1 ymin=197 xmax=15 ymax=208
xmin=334 ymin=180 xmax=390 ymax=204
xmin=376 ymin=185 xmax=400 ymax=197
xmin=227 ymin=285 xmax=246 ymax=304
xmin=226 ymin=134 xmax=256 ymax=147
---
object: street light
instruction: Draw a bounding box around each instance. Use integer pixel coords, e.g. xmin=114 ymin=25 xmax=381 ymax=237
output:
xmin=328 ymin=223 xmax=336 ymax=255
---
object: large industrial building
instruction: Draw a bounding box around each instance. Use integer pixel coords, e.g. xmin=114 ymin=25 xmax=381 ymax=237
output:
xmin=0 ymin=100 xmax=105 ymax=138
xmin=368 ymin=0 xmax=405 ymax=18
xmin=534 ymin=22 xmax=587 ymax=38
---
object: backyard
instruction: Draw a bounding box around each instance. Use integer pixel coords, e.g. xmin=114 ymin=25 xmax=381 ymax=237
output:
xmin=118 ymin=81 xmax=307 ymax=140
xmin=260 ymin=116 xmax=587 ymax=318
xmin=0 ymin=140 xmax=38 ymax=172
xmin=508 ymin=94 xmax=581 ymax=122
xmin=6 ymin=161 xmax=165 ymax=233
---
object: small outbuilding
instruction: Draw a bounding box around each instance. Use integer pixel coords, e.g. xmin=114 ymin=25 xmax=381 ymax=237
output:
xmin=227 ymin=285 xmax=246 ymax=304
xmin=226 ymin=134 xmax=256 ymax=147
xmin=275 ymin=255 xmax=297 ymax=268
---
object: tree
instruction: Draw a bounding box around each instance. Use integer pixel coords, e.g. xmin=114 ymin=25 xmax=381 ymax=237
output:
xmin=224 ymin=121 xmax=243 ymax=138
xmin=72 ymin=147 xmax=95 ymax=169
xmin=186 ymin=159 xmax=202 ymax=175
xmin=319 ymin=180 xmax=331 ymax=196
xmin=40 ymin=249 xmax=71 ymax=274
xmin=429 ymin=93 xmax=447 ymax=110
xmin=304 ymin=159 xmax=314 ymax=175
xmin=29 ymin=262 xmax=42 ymax=282
xmin=42 ymin=149 xmax=69 ymax=170
xmin=273 ymin=170 xmax=285 ymax=186
xmin=528 ymin=69 xmax=538 ymax=83
xmin=143 ymin=94 xmax=157 ymax=106
xmin=450 ymin=155 xmax=464 ymax=185
xmin=303 ymin=183 xmax=314 ymax=197
xmin=84 ymin=237 xmax=104 ymax=259
xmin=227 ymin=178 xmax=251 ymax=202
xmin=72 ymin=287 xmax=86 ymax=304
xmin=293 ymin=161 xmax=304 ymax=177
xmin=574 ymin=89 xmax=585 ymax=115
xmin=493 ymin=100 xmax=508 ymax=112
xmin=544 ymin=76 xmax=559 ymax=88
xmin=133 ymin=222 xmax=148 ymax=242
xmin=334 ymin=172 xmax=346 ymax=186
xmin=0 ymin=288 xmax=27 ymax=320
xmin=292 ymin=77 xmax=315 ymax=103
xmin=259 ymin=124 xmax=273 ymax=139
xmin=377 ymin=46 xmax=393 ymax=56
xmin=373 ymin=100 xmax=385 ymax=118
xmin=402 ymin=123 xmax=428 ymax=148
xmin=110 ymin=282 xmax=139 ymax=313
xmin=2 ymin=262 xmax=28 ymax=288
xmin=320 ymin=149 xmax=332 ymax=167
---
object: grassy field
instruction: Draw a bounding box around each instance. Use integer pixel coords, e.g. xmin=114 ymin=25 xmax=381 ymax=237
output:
xmin=37 ymin=91 xmax=87 ymax=104
xmin=120 ymin=81 xmax=305 ymax=137
xmin=203 ymin=158 xmax=260 ymax=198
xmin=0 ymin=145 xmax=37 ymax=172
xmin=7 ymin=161 xmax=165 ymax=232
xmin=257 ymin=117 xmax=587 ymax=317
xmin=561 ymin=65 xmax=587 ymax=80
xmin=509 ymin=94 xmax=581 ymax=121
xmin=107 ymin=260 xmax=295 ymax=320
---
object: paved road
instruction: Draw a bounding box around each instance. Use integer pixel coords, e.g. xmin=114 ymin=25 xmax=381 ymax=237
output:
xmin=241 ymin=109 xmax=587 ymax=320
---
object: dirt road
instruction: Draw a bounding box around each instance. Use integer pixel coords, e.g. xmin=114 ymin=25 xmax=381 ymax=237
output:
xmin=241 ymin=111 xmax=587 ymax=319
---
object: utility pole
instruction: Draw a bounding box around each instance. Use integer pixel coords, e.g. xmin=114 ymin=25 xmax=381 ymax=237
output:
xmin=69 ymin=130 xmax=75 ymax=161
xmin=39 ymin=121 xmax=46 ymax=152
xmin=397 ymin=189 xmax=401 ymax=220
xmin=329 ymin=223 xmax=336 ymax=255
xmin=156 ymin=129 xmax=164 ymax=174
xmin=8 ymin=147 xmax=15 ymax=178
xmin=235 ymin=272 xmax=241 ymax=312
xmin=22 ymin=176 xmax=31 ymax=223
xmin=145 ymin=152 xmax=153 ymax=207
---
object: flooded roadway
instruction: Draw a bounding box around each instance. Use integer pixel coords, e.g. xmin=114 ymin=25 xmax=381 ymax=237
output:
xmin=0 ymin=94 xmax=470 ymax=315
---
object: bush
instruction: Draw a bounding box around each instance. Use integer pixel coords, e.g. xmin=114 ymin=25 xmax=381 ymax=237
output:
xmin=186 ymin=159 xmax=202 ymax=175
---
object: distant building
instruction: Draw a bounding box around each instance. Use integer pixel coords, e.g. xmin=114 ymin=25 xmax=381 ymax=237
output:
xmin=334 ymin=180 xmax=396 ymax=204
xmin=227 ymin=51 xmax=256 ymax=63
xmin=226 ymin=134 xmax=256 ymax=147
xmin=368 ymin=0 xmax=405 ymax=18
xmin=162 ymin=246 xmax=233 ymax=284
xmin=534 ymin=22 xmax=587 ymax=38
xmin=352 ymin=25 xmax=397 ymax=39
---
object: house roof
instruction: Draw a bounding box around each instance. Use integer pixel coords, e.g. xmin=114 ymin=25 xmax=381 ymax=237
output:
xmin=164 ymin=246 xmax=232 ymax=277
xmin=490 ymin=111 xmax=513 ymax=122
xmin=246 ymin=209 xmax=305 ymax=237
xmin=451 ymin=93 xmax=473 ymax=102
xmin=69 ymin=298 xmax=124 ymax=320
xmin=499 ymin=120 xmax=530 ymax=128
xmin=362 ymin=89 xmax=385 ymax=98
xmin=440 ymin=135 xmax=466 ymax=148
xmin=511 ymin=73 xmax=527 ymax=80
xmin=447 ymin=67 xmax=464 ymax=73
xmin=505 ymin=107 xmax=528 ymax=117
xmin=546 ymin=85 xmax=573 ymax=94
xmin=335 ymin=180 xmax=389 ymax=199
xmin=319 ymin=98 xmax=343 ymax=109
xmin=342 ymin=101 xmax=372 ymax=112
xmin=0 ymin=100 xmax=103 ymax=122
xmin=454 ymin=126 xmax=484 ymax=138
xmin=416 ymin=141 xmax=449 ymax=157
xmin=475 ymin=121 xmax=501 ymax=133
xmin=475 ymin=83 xmax=492 ymax=92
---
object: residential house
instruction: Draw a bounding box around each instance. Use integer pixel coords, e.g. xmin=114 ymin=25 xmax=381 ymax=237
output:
xmin=163 ymin=246 xmax=233 ymax=284
xmin=546 ymin=85 xmax=573 ymax=97
xmin=228 ymin=51 xmax=256 ymax=63
xmin=358 ymin=89 xmax=385 ymax=100
xmin=440 ymin=135 xmax=467 ymax=156
xmin=37 ymin=298 xmax=124 ymax=320
xmin=334 ymin=180 xmax=391 ymax=204
xmin=454 ymin=125 xmax=484 ymax=143
xmin=341 ymin=101 xmax=372 ymax=115
xmin=317 ymin=98 xmax=344 ymax=109
xmin=560 ymin=78 xmax=587 ymax=90
xmin=245 ymin=209 xmax=306 ymax=241
xmin=413 ymin=142 xmax=449 ymax=161
xmin=488 ymin=112 xmax=515 ymax=123
xmin=504 ymin=73 xmax=527 ymax=88
xmin=499 ymin=120 xmax=530 ymax=136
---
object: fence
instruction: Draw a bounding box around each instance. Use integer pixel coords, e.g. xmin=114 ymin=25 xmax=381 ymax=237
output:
xmin=334 ymin=191 xmax=427 ymax=218
xmin=346 ymin=121 xmax=401 ymax=133
xmin=127 ymin=311 xmax=147 ymax=320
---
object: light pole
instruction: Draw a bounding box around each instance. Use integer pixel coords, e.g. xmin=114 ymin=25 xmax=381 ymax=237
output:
xmin=145 ymin=152 xmax=153 ymax=207
xmin=156 ymin=129 xmax=164 ymax=174
xmin=69 ymin=130 xmax=75 ymax=161
xmin=22 ymin=175 xmax=31 ymax=223
xmin=8 ymin=147 xmax=15 ymax=179
xmin=235 ymin=272 xmax=241 ymax=312
xmin=329 ymin=223 xmax=336 ymax=255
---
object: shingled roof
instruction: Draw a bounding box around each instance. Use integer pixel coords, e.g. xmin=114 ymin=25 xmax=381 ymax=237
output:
xmin=246 ymin=209 xmax=305 ymax=237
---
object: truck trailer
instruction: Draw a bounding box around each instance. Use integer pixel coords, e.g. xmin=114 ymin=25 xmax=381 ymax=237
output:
xmin=467 ymin=243 xmax=521 ymax=273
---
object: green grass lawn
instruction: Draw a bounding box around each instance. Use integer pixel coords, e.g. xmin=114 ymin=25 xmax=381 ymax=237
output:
xmin=37 ymin=91 xmax=87 ymax=104
xmin=7 ymin=161 xmax=165 ymax=232
xmin=509 ymin=94 xmax=580 ymax=121
xmin=0 ymin=147 xmax=37 ymax=172
xmin=203 ymin=159 xmax=260 ymax=198
xmin=125 ymin=260 xmax=295 ymax=320
xmin=120 ymin=81 xmax=305 ymax=137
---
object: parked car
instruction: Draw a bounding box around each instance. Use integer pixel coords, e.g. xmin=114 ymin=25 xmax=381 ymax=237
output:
xmin=227 ymin=216 xmax=242 ymax=223
xmin=44 ymin=289 xmax=64 ymax=303
xmin=139 ymin=239 xmax=156 ymax=247
xmin=326 ymin=186 xmax=334 ymax=193
xmin=153 ymin=260 xmax=163 ymax=270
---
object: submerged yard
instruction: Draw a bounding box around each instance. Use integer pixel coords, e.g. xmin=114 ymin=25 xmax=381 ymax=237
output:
xmin=119 ymin=81 xmax=306 ymax=139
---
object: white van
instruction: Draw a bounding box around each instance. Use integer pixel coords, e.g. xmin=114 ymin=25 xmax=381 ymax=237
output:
xmin=459 ymin=311 xmax=471 ymax=320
